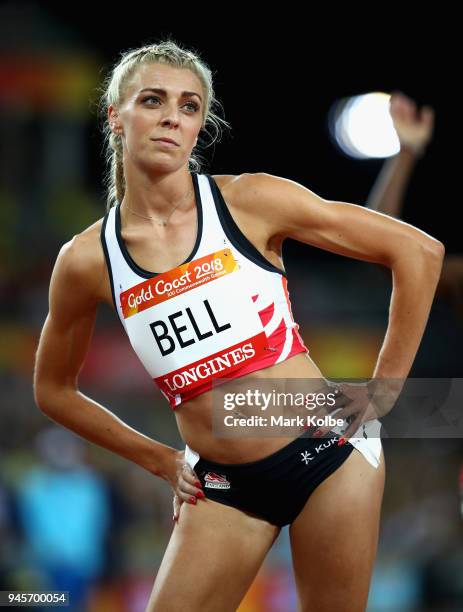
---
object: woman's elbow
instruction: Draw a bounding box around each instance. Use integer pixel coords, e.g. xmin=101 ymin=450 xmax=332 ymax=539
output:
xmin=33 ymin=380 xmax=62 ymax=415
xmin=33 ymin=381 xmax=50 ymax=413
xmin=419 ymin=237 xmax=445 ymax=261
xmin=388 ymin=235 xmax=445 ymax=270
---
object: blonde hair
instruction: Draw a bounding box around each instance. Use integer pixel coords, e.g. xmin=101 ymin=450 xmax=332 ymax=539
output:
xmin=97 ymin=39 xmax=231 ymax=211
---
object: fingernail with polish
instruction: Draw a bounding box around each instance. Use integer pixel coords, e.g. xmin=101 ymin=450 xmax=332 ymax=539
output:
xmin=190 ymin=496 xmax=197 ymax=504
xmin=195 ymin=480 xmax=202 ymax=488
xmin=196 ymin=490 xmax=205 ymax=499
xmin=338 ymin=437 xmax=346 ymax=446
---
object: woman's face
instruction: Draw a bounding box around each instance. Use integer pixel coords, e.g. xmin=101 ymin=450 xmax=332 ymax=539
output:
xmin=109 ymin=62 xmax=204 ymax=172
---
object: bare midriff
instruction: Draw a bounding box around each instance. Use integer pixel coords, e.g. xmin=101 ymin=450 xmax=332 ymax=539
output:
xmin=173 ymin=351 xmax=328 ymax=463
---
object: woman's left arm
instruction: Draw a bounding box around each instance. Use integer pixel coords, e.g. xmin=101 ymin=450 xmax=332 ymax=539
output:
xmin=238 ymin=172 xmax=445 ymax=423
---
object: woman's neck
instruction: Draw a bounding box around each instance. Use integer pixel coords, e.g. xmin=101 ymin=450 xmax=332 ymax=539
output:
xmin=121 ymin=165 xmax=194 ymax=220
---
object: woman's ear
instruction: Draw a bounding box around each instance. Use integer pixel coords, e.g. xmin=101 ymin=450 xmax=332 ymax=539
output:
xmin=108 ymin=105 xmax=122 ymax=134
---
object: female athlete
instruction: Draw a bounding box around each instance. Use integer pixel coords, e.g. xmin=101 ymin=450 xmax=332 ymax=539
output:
xmin=33 ymin=40 xmax=445 ymax=611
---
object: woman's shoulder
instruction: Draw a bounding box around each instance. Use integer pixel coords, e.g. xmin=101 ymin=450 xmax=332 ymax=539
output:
xmin=71 ymin=215 xmax=106 ymax=260
xmin=211 ymin=173 xmax=256 ymax=208
xmin=56 ymin=215 xmax=108 ymax=304
xmin=211 ymin=172 xmax=272 ymax=219
xmin=211 ymin=174 xmax=239 ymax=191
xmin=210 ymin=171 xmax=311 ymax=236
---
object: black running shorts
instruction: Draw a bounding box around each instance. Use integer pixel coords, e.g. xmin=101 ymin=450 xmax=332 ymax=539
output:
xmin=191 ymin=430 xmax=355 ymax=527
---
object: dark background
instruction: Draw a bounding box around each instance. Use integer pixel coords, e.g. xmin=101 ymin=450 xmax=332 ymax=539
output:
xmin=0 ymin=5 xmax=461 ymax=611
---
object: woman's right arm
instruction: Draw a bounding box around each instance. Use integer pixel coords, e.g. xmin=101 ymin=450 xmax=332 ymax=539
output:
xmin=33 ymin=233 xmax=179 ymax=482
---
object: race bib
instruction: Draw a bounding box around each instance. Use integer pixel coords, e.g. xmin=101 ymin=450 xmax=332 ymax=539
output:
xmin=120 ymin=249 xmax=269 ymax=396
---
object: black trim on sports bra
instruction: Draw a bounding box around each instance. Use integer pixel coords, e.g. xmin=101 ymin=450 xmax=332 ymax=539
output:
xmin=206 ymin=174 xmax=287 ymax=278
xmin=100 ymin=212 xmax=122 ymax=321
xmin=114 ymin=171 xmax=204 ymax=279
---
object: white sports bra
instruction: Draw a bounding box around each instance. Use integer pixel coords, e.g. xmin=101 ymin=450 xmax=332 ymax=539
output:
xmin=100 ymin=171 xmax=309 ymax=409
